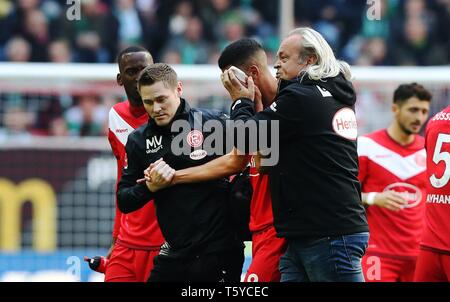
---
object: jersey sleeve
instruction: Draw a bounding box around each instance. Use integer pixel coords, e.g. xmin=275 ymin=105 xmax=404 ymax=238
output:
xmin=108 ymin=128 xmax=123 ymax=239
xmin=356 ymin=136 xmax=370 ymax=190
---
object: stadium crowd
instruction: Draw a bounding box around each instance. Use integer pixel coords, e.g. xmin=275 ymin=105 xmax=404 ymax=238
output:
xmin=0 ymin=0 xmax=449 ymax=139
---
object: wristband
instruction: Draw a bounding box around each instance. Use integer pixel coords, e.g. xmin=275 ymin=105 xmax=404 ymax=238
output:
xmin=366 ymin=192 xmax=377 ymax=206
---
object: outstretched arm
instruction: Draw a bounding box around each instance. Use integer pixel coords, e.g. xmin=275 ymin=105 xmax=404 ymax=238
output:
xmin=173 ymin=148 xmax=249 ymax=185
xmin=141 ymin=148 xmax=249 ymax=188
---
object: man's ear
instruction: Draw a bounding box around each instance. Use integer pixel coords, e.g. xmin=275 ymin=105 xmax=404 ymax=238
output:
xmin=249 ymin=65 xmax=259 ymax=79
xmin=117 ymin=73 xmax=123 ymax=86
xmin=176 ymin=81 xmax=183 ymax=97
xmin=392 ymin=103 xmax=400 ymax=115
xmin=307 ymin=55 xmax=318 ymax=66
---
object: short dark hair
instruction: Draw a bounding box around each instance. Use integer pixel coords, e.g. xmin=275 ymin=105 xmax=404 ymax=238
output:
xmin=393 ymin=83 xmax=432 ymax=105
xmin=137 ymin=63 xmax=178 ymax=91
xmin=218 ymin=38 xmax=264 ymax=70
xmin=117 ymin=46 xmax=152 ymax=66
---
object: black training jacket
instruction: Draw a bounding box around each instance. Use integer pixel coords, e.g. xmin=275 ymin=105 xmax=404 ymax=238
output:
xmin=117 ymin=99 xmax=240 ymax=257
xmin=230 ymin=73 xmax=369 ymax=238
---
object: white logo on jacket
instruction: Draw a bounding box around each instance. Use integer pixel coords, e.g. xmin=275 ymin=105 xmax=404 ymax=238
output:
xmin=190 ymin=149 xmax=207 ymax=160
xmin=332 ymin=108 xmax=358 ymax=140
xmin=316 ymin=86 xmax=332 ymax=97
xmin=146 ymin=136 xmax=163 ymax=153
xmin=270 ymin=102 xmax=277 ymax=112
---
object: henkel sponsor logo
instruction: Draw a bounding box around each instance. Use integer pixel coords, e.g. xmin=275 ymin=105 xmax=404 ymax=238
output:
xmin=384 ymin=182 xmax=422 ymax=208
xmin=332 ymin=108 xmax=358 ymax=140
xmin=189 ymin=149 xmax=207 ymax=160
xmin=186 ymin=130 xmax=203 ymax=148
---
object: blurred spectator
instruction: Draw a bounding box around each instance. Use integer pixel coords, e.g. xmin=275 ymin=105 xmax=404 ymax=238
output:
xmin=314 ymin=4 xmax=341 ymax=51
xmin=393 ymin=16 xmax=448 ymax=65
xmin=0 ymin=0 xmax=40 ymax=44
xmin=218 ymin=18 xmax=245 ymax=50
xmin=22 ymin=9 xmax=50 ymax=62
xmin=136 ymin=0 xmax=159 ymax=18
xmin=59 ymin=0 xmax=118 ymax=62
xmin=432 ymin=0 xmax=450 ymax=55
xmin=64 ymin=94 xmax=108 ymax=136
xmin=48 ymin=40 xmax=72 ymax=63
xmin=168 ymin=0 xmax=194 ymax=37
xmin=198 ymin=0 xmax=240 ymax=43
xmin=164 ymin=16 xmax=210 ymax=64
xmin=114 ymin=0 xmax=146 ymax=50
xmin=33 ymin=95 xmax=64 ymax=135
xmin=162 ymin=49 xmax=182 ymax=64
xmin=0 ymin=105 xmax=34 ymax=142
xmin=5 ymin=36 xmax=31 ymax=62
xmin=48 ymin=117 xmax=69 ymax=137
xmin=404 ymin=0 xmax=431 ymax=19
xmin=358 ymin=37 xmax=391 ymax=66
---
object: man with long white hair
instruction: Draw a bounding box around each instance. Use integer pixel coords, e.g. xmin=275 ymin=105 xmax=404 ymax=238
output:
xmin=221 ymin=27 xmax=369 ymax=282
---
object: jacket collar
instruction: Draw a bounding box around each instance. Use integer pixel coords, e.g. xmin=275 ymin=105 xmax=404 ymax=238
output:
xmin=277 ymin=78 xmax=298 ymax=93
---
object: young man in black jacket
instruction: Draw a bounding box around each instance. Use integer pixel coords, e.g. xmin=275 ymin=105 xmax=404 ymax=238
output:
xmin=221 ymin=27 xmax=369 ymax=282
xmin=117 ymin=63 xmax=244 ymax=282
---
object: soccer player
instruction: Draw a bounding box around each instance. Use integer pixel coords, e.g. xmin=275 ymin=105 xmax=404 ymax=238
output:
xmin=217 ymin=39 xmax=286 ymax=282
xmin=414 ymin=105 xmax=450 ymax=282
xmin=117 ymin=63 xmax=244 ymax=282
xmin=359 ymin=83 xmax=432 ymax=282
xmin=105 ymin=46 xmax=164 ymax=282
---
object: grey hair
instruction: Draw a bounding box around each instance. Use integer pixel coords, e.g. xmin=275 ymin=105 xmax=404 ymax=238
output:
xmin=288 ymin=27 xmax=352 ymax=81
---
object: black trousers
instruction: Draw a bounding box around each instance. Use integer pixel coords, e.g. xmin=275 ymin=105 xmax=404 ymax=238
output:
xmin=148 ymin=245 xmax=244 ymax=282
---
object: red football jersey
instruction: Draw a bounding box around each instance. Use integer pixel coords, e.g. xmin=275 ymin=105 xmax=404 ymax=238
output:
xmin=358 ymin=129 xmax=427 ymax=258
xmin=248 ymin=156 xmax=275 ymax=232
xmin=108 ymin=101 xmax=164 ymax=249
xmin=421 ymin=106 xmax=450 ymax=253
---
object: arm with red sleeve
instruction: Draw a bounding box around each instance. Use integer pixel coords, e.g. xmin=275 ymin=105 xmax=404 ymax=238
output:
xmin=357 ymin=137 xmax=369 ymax=187
xmin=357 ymin=136 xmax=407 ymax=209
xmin=356 ymin=137 xmax=371 ymax=205
xmin=107 ymin=129 xmax=123 ymax=249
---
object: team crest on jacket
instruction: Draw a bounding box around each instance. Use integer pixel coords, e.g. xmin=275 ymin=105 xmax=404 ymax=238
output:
xmin=332 ymin=108 xmax=358 ymax=140
xmin=187 ymin=130 xmax=203 ymax=148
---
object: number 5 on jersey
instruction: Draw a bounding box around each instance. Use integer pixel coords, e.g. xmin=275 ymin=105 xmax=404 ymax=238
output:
xmin=430 ymin=133 xmax=450 ymax=188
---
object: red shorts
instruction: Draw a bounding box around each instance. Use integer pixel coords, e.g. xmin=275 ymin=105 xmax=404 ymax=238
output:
xmin=414 ymin=248 xmax=450 ymax=282
xmin=362 ymin=254 xmax=417 ymax=282
xmin=244 ymin=226 xmax=287 ymax=282
xmin=104 ymin=243 xmax=160 ymax=282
